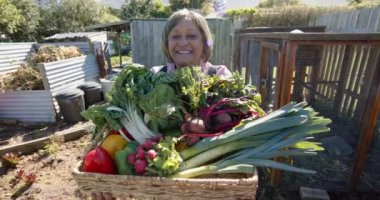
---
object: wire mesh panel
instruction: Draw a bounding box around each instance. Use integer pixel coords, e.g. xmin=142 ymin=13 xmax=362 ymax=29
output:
xmin=238 ymin=32 xmax=380 ymax=191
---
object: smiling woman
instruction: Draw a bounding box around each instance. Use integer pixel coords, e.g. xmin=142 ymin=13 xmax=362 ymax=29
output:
xmin=151 ymin=9 xmax=232 ymax=78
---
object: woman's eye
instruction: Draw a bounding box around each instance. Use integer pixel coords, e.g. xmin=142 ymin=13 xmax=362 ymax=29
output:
xmin=170 ymin=35 xmax=181 ymax=40
xmin=187 ymin=35 xmax=198 ymax=40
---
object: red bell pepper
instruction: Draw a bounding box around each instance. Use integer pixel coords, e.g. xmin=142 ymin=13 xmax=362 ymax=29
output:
xmin=83 ymin=147 xmax=116 ymax=174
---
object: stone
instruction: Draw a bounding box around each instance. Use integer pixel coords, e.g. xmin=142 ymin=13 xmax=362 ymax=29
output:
xmin=320 ymin=136 xmax=354 ymax=156
xmin=300 ymin=187 xmax=330 ymax=200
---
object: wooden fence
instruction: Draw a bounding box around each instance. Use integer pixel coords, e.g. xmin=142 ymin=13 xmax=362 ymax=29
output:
xmin=309 ymin=6 xmax=380 ymax=33
xmin=236 ymin=32 xmax=380 ymax=190
xmin=131 ymin=18 xmax=233 ymax=68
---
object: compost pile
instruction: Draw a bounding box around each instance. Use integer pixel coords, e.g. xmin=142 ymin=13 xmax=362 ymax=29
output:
xmin=81 ymin=64 xmax=331 ymax=179
xmin=0 ymin=46 xmax=82 ymax=91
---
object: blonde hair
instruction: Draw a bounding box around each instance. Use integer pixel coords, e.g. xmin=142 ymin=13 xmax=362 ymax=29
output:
xmin=161 ymin=9 xmax=213 ymax=63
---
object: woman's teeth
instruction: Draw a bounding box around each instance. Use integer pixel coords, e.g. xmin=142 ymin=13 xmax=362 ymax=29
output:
xmin=178 ymin=51 xmax=191 ymax=54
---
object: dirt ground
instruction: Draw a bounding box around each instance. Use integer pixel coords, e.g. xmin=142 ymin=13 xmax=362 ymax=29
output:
xmin=0 ymin=121 xmax=91 ymax=200
xmin=1 ymin=120 xmax=380 ymax=200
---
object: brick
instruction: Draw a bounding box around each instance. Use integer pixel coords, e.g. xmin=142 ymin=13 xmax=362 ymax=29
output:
xmin=300 ymin=187 xmax=330 ymax=200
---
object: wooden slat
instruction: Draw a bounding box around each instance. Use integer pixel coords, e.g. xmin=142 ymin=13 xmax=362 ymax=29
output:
xmin=333 ymin=46 xmax=352 ymax=114
xmin=347 ymin=46 xmax=369 ymax=117
xmin=351 ymin=58 xmax=380 ymax=189
xmin=355 ymin=47 xmax=380 ymax=118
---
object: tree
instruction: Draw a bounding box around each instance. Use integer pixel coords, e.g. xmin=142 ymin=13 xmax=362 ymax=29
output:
xmin=39 ymin=0 xmax=120 ymax=37
xmin=169 ymin=0 xmax=190 ymax=12
xmin=200 ymin=0 xmax=215 ymax=16
xmin=348 ymin=0 xmax=380 ymax=8
xmin=258 ymin=0 xmax=301 ymax=8
xmin=121 ymin=0 xmax=170 ymax=19
xmin=0 ymin=0 xmax=23 ymax=37
xmin=9 ymin=0 xmax=41 ymax=41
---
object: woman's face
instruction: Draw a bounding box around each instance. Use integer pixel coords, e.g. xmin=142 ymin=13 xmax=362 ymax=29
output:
xmin=168 ymin=18 xmax=204 ymax=67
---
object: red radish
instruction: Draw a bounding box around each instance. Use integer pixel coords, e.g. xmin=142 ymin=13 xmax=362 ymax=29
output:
xmin=127 ymin=153 xmax=136 ymax=165
xmin=136 ymin=146 xmax=145 ymax=159
xmin=134 ymin=159 xmax=148 ymax=175
xmin=146 ymin=149 xmax=157 ymax=160
xmin=143 ymin=139 xmax=155 ymax=149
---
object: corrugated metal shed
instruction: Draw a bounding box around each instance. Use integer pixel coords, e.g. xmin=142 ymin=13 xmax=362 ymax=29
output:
xmin=0 ymin=43 xmax=35 ymax=74
xmin=44 ymin=32 xmax=108 ymax=43
xmin=38 ymin=55 xmax=99 ymax=96
xmin=0 ymin=90 xmax=55 ymax=122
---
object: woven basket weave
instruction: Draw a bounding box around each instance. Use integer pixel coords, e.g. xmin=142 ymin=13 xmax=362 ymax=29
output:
xmin=72 ymin=161 xmax=258 ymax=200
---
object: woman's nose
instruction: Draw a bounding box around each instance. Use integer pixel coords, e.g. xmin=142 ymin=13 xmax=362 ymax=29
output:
xmin=178 ymin=37 xmax=189 ymax=45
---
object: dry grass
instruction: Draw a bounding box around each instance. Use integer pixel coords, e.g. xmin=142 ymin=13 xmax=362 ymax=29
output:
xmin=0 ymin=63 xmax=44 ymax=91
xmin=0 ymin=46 xmax=83 ymax=91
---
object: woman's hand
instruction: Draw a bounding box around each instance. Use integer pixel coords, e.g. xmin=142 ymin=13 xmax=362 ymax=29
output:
xmin=91 ymin=192 xmax=115 ymax=200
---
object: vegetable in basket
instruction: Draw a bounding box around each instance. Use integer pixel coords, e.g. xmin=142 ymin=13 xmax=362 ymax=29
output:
xmin=100 ymin=134 xmax=127 ymax=159
xmin=81 ymin=64 xmax=331 ymax=178
xmin=83 ymin=147 xmax=116 ymax=174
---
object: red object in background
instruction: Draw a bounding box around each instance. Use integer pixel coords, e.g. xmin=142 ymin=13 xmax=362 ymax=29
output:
xmin=83 ymin=147 xmax=116 ymax=174
xmin=109 ymin=130 xmax=120 ymax=135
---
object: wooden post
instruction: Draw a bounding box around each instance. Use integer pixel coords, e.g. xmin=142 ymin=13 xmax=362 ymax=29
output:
xmin=117 ymin=31 xmax=122 ymax=68
xmin=274 ymin=41 xmax=288 ymax=109
xmin=279 ymin=42 xmax=298 ymax=107
xmin=271 ymin=41 xmax=298 ymax=186
xmin=259 ymin=44 xmax=268 ymax=108
xmin=351 ymin=57 xmax=380 ymax=190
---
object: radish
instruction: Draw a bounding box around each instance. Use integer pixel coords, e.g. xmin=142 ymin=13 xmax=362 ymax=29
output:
xmin=127 ymin=153 xmax=136 ymax=165
xmin=134 ymin=159 xmax=148 ymax=175
xmin=136 ymin=145 xmax=145 ymax=159
xmin=146 ymin=149 xmax=158 ymax=160
xmin=143 ymin=139 xmax=155 ymax=149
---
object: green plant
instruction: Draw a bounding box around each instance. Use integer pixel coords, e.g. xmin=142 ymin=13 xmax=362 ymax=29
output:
xmin=227 ymin=8 xmax=257 ymax=17
xmin=110 ymin=55 xmax=132 ymax=67
xmin=43 ymin=135 xmax=64 ymax=155
xmin=1 ymin=152 xmax=21 ymax=169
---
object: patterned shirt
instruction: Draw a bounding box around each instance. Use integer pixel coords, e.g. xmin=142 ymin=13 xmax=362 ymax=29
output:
xmin=150 ymin=62 xmax=232 ymax=78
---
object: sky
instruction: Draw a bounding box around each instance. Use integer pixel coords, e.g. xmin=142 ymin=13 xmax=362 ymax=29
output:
xmin=96 ymin=0 xmax=348 ymax=9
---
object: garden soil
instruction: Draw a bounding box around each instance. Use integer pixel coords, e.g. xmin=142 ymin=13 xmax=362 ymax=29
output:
xmin=0 ymin=121 xmax=90 ymax=200
xmin=1 ymin=121 xmax=380 ymax=200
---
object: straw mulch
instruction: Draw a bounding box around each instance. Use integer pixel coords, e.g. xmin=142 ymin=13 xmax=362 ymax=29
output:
xmin=0 ymin=46 xmax=83 ymax=91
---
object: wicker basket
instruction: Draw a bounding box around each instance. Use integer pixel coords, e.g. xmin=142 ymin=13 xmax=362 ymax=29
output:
xmin=72 ymin=161 xmax=258 ymax=200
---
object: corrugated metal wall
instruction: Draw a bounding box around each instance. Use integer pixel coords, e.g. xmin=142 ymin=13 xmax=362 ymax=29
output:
xmin=131 ymin=18 xmax=233 ymax=68
xmin=36 ymin=42 xmax=93 ymax=54
xmin=310 ymin=7 xmax=380 ymax=33
xmin=0 ymin=90 xmax=55 ymax=122
xmin=0 ymin=43 xmax=35 ymax=74
xmin=38 ymin=55 xmax=99 ymax=96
